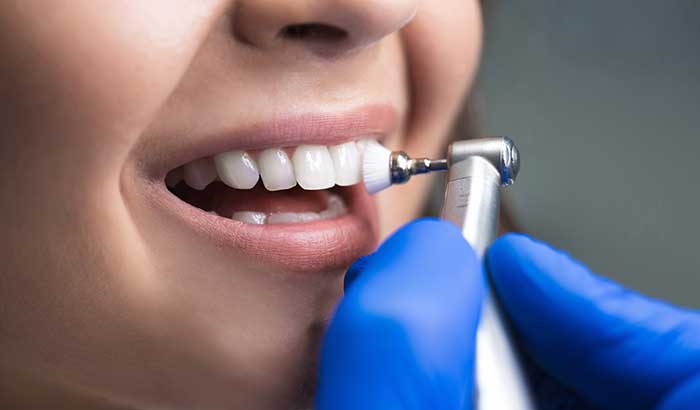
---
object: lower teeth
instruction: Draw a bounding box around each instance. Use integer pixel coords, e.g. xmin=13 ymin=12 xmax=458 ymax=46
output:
xmin=230 ymin=193 xmax=347 ymax=225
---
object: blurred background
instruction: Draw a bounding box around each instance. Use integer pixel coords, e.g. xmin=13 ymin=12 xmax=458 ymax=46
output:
xmin=475 ymin=1 xmax=700 ymax=307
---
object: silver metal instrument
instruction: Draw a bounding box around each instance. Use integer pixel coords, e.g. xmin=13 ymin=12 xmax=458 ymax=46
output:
xmin=441 ymin=137 xmax=533 ymax=410
xmin=386 ymin=137 xmax=534 ymax=410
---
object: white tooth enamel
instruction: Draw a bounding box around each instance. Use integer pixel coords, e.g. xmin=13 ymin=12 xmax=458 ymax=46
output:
xmin=226 ymin=194 xmax=347 ymax=225
xmin=165 ymin=167 xmax=184 ymax=188
xmin=183 ymin=158 xmax=217 ymax=190
xmin=328 ymin=142 xmax=361 ymax=186
xmin=231 ymin=211 xmax=267 ymax=224
xmin=355 ymin=138 xmax=374 ymax=156
xmin=319 ymin=207 xmax=346 ymax=220
xmin=292 ymin=145 xmax=335 ymax=190
xmin=258 ymin=148 xmax=297 ymax=191
xmin=320 ymin=193 xmax=348 ymax=219
xmin=267 ymin=212 xmax=321 ymax=224
xmin=214 ymin=150 xmax=260 ymax=189
xmin=326 ymin=193 xmax=347 ymax=212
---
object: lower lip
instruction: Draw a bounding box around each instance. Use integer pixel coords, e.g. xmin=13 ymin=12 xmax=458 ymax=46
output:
xmin=146 ymin=181 xmax=380 ymax=272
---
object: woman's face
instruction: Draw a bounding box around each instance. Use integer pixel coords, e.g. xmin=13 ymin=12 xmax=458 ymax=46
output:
xmin=0 ymin=1 xmax=481 ymax=408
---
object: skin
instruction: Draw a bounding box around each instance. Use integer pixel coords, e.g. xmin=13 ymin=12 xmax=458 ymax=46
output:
xmin=0 ymin=1 xmax=482 ymax=409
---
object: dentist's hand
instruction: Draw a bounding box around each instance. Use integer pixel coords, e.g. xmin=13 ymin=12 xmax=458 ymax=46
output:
xmin=316 ymin=218 xmax=484 ymax=410
xmin=487 ymin=234 xmax=700 ymax=410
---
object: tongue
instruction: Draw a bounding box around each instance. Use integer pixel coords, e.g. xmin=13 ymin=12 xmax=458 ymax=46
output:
xmin=208 ymin=182 xmax=330 ymax=216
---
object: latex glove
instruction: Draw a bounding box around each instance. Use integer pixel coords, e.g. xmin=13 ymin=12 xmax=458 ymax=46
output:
xmin=487 ymin=234 xmax=700 ymax=410
xmin=315 ymin=218 xmax=484 ymax=410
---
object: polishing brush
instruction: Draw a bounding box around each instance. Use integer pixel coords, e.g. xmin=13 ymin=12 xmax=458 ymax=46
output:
xmin=361 ymin=140 xmax=448 ymax=194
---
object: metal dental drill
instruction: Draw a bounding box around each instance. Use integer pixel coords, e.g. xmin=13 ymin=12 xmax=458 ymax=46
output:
xmin=363 ymin=137 xmax=534 ymax=410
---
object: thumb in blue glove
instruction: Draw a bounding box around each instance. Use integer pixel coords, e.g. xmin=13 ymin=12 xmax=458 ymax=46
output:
xmin=487 ymin=234 xmax=700 ymax=410
xmin=316 ymin=218 xmax=484 ymax=410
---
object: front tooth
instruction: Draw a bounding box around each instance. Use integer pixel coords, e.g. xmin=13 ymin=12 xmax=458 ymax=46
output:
xmin=320 ymin=193 xmax=348 ymax=220
xmin=183 ymin=158 xmax=217 ymax=190
xmin=292 ymin=145 xmax=335 ymax=190
xmin=214 ymin=150 xmax=260 ymax=189
xmin=231 ymin=211 xmax=266 ymax=224
xmin=328 ymin=142 xmax=360 ymax=186
xmin=355 ymin=138 xmax=373 ymax=155
xmin=267 ymin=212 xmax=321 ymax=224
xmin=258 ymin=148 xmax=297 ymax=191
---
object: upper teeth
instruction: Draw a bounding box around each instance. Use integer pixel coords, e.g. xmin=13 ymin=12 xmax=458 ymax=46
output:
xmin=172 ymin=140 xmax=366 ymax=191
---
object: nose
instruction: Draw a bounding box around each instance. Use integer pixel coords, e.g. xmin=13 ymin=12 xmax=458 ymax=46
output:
xmin=233 ymin=0 xmax=417 ymax=56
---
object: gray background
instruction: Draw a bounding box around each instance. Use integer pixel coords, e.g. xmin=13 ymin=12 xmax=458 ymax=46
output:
xmin=475 ymin=1 xmax=700 ymax=307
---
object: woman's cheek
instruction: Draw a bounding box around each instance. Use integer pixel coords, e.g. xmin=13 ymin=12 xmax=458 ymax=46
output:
xmin=402 ymin=0 xmax=482 ymax=151
xmin=0 ymin=0 xmax=221 ymax=156
xmin=378 ymin=0 xmax=482 ymax=236
xmin=0 ymin=2 xmax=231 ymax=278
xmin=0 ymin=0 xmax=228 ymax=346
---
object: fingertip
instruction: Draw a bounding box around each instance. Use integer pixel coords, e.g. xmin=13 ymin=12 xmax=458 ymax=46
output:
xmin=488 ymin=232 xmax=553 ymax=266
xmin=376 ymin=217 xmax=478 ymax=268
xmin=344 ymin=218 xmax=464 ymax=292
xmin=389 ymin=217 xmax=468 ymax=245
xmin=487 ymin=233 xmax=547 ymax=294
xmin=487 ymin=233 xmax=587 ymax=299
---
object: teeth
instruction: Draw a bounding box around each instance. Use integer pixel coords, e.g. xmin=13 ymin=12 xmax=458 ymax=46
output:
xmin=183 ymin=158 xmax=217 ymax=190
xmin=231 ymin=211 xmax=266 ymax=224
xmin=267 ymin=212 xmax=321 ymax=224
xmin=292 ymin=145 xmax=335 ymax=190
xmin=214 ymin=150 xmax=260 ymax=189
xmin=319 ymin=193 xmax=348 ymax=219
xmin=258 ymin=148 xmax=297 ymax=191
xmin=355 ymin=138 xmax=374 ymax=156
xmin=328 ymin=141 xmax=361 ymax=186
xmin=230 ymin=193 xmax=347 ymax=225
xmin=176 ymin=140 xmax=374 ymax=191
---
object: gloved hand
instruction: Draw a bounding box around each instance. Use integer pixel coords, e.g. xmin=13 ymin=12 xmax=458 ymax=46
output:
xmin=316 ymin=220 xmax=700 ymax=410
xmin=487 ymin=234 xmax=700 ymax=410
xmin=315 ymin=218 xmax=484 ymax=410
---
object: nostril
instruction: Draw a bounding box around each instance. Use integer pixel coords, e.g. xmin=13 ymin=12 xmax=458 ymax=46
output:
xmin=279 ymin=23 xmax=348 ymax=42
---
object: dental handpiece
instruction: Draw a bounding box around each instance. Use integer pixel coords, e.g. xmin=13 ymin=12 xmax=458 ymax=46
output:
xmin=363 ymin=137 xmax=534 ymax=410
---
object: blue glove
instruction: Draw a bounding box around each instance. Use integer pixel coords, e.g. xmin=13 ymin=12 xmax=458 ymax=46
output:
xmin=487 ymin=234 xmax=700 ymax=410
xmin=315 ymin=218 xmax=484 ymax=410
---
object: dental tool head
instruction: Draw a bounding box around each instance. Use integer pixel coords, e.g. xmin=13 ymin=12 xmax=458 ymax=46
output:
xmin=362 ymin=137 xmax=520 ymax=194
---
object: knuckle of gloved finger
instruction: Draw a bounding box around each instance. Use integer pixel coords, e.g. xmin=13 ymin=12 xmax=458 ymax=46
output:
xmin=338 ymin=267 xmax=483 ymax=347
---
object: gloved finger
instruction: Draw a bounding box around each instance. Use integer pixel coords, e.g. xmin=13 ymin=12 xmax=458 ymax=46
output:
xmin=487 ymin=234 xmax=700 ymax=410
xmin=659 ymin=376 xmax=700 ymax=410
xmin=316 ymin=218 xmax=484 ymax=410
xmin=343 ymin=253 xmax=374 ymax=291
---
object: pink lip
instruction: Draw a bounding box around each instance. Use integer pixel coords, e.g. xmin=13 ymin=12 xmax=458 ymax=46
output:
xmin=139 ymin=105 xmax=394 ymax=272
xmin=147 ymin=183 xmax=379 ymax=272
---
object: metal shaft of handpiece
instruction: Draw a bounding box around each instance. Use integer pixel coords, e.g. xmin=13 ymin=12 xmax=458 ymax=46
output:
xmin=410 ymin=158 xmax=448 ymax=174
xmin=389 ymin=138 xmax=532 ymax=409
xmin=389 ymin=152 xmax=448 ymax=185
xmin=440 ymin=145 xmax=534 ymax=410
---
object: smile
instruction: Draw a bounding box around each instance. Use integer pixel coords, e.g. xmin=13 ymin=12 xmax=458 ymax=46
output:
xmin=166 ymin=140 xmax=370 ymax=225
xmin=134 ymin=105 xmax=396 ymax=271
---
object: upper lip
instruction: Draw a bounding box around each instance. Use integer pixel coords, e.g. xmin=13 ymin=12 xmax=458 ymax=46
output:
xmin=140 ymin=104 xmax=398 ymax=181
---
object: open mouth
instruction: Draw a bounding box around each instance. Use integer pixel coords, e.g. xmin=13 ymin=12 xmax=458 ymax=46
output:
xmin=135 ymin=106 xmax=394 ymax=271
xmin=165 ymin=141 xmax=368 ymax=225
